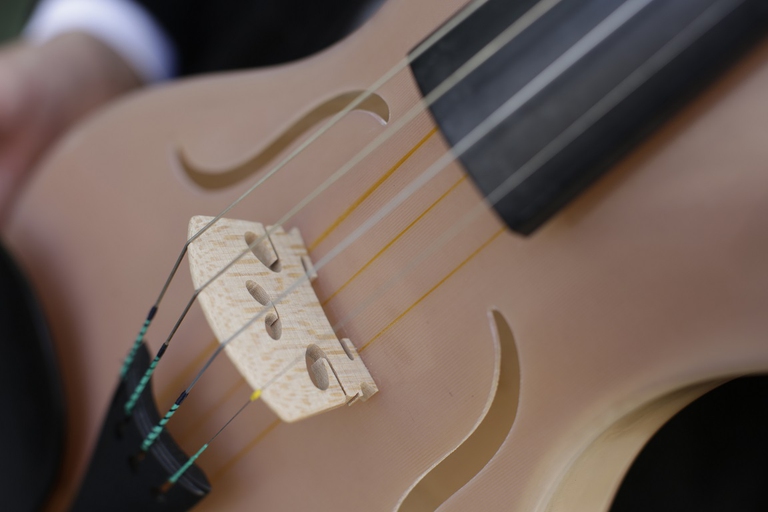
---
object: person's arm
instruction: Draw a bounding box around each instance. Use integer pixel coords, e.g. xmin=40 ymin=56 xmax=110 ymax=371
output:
xmin=0 ymin=33 xmax=142 ymax=219
xmin=0 ymin=0 xmax=174 ymax=220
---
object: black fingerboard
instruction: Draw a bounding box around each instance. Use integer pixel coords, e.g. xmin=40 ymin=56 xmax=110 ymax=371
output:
xmin=410 ymin=0 xmax=768 ymax=235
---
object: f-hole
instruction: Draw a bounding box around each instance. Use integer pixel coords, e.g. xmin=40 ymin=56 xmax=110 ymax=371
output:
xmin=177 ymin=91 xmax=390 ymax=190
xmin=398 ymin=310 xmax=521 ymax=511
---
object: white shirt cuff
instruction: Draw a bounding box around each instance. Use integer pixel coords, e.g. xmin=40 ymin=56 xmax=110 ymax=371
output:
xmin=24 ymin=0 xmax=177 ymax=83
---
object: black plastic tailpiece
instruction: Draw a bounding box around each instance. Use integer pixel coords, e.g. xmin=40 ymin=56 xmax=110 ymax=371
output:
xmin=70 ymin=343 xmax=210 ymax=512
xmin=410 ymin=0 xmax=768 ymax=235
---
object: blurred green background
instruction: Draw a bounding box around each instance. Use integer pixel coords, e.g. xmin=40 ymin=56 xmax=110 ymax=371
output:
xmin=0 ymin=0 xmax=34 ymax=43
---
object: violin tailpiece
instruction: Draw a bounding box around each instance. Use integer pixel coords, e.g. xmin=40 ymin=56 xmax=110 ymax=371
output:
xmin=69 ymin=343 xmax=210 ymax=512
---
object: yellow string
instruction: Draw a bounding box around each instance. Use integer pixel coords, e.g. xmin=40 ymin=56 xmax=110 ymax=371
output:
xmin=308 ymin=127 xmax=438 ymax=252
xmin=211 ymin=419 xmax=282 ymax=484
xmin=360 ymin=227 xmax=504 ymax=352
xmin=322 ymin=175 xmax=467 ymax=305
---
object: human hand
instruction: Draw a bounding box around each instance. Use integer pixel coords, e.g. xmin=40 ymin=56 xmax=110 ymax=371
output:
xmin=0 ymin=33 xmax=142 ymax=222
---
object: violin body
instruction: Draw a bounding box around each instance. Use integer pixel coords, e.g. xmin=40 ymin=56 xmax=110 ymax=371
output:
xmin=4 ymin=0 xmax=768 ymax=510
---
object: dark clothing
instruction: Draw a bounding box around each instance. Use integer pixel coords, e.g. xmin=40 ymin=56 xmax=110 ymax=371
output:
xmin=133 ymin=0 xmax=377 ymax=75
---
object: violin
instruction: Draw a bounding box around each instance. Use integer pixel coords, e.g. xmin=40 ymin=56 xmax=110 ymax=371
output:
xmin=4 ymin=0 xmax=768 ymax=510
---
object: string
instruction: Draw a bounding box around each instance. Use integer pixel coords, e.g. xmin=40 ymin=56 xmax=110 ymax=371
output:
xmin=309 ymin=127 xmax=440 ymax=252
xmin=143 ymin=352 xmax=297 ymax=454
xmin=321 ymin=175 xmax=468 ymax=306
xmin=118 ymin=0 xmax=490 ymax=380
xmin=122 ymin=0 xmax=564 ymax=416
xmin=165 ymin=0 xmax=734 ymax=482
xmin=137 ymin=0 xmax=640 ymax=451
xmin=163 ymin=388 xmax=260 ymax=489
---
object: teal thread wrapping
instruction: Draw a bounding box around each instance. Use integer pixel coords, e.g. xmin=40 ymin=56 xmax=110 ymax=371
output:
xmin=119 ymin=320 xmax=151 ymax=378
xmin=120 ymin=306 xmax=157 ymax=378
xmin=168 ymin=443 xmax=209 ymax=485
xmin=124 ymin=354 xmax=161 ymax=416
xmin=141 ymin=403 xmax=180 ymax=452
